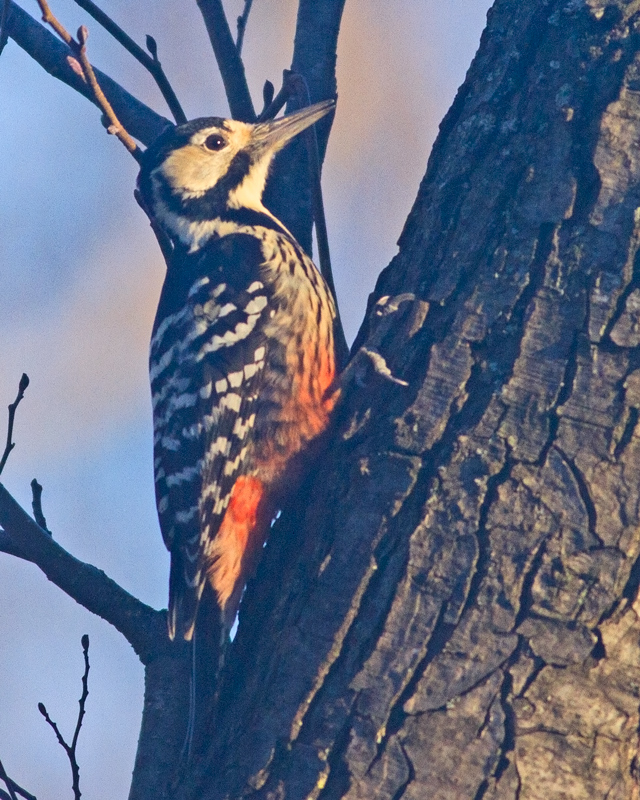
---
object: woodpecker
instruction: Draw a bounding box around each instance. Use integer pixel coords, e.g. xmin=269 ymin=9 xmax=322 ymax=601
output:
xmin=138 ymin=100 xmax=339 ymax=641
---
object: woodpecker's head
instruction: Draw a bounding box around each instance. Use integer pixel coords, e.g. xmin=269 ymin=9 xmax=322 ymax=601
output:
xmin=138 ymin=99 xmax=334 ymax=248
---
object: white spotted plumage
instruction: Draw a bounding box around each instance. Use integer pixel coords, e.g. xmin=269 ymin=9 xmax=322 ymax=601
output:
xmin=139 ymin=101 xmax=338 ymax=641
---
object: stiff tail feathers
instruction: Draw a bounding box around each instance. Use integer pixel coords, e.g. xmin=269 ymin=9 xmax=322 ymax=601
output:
xmin=168 ymin=549 xmax=201 ymax=642
xmin=182 ymin=585 xmax=226 ymax=762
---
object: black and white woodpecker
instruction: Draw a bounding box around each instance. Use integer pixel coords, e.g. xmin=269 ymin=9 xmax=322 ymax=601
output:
xmin=137 ymin=100 xmax=339 ymax=641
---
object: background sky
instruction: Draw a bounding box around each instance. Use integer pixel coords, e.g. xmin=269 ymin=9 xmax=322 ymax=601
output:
xmin=0 ymin=1 xmax=490 ymax=796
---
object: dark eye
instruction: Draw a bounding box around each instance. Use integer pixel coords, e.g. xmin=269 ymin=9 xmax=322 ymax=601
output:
xmin=204 ymin=134 xmax=226 ymax=151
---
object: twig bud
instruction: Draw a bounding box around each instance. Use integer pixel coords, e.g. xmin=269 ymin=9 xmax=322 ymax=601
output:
xmin=66 ymin=56 xmax=86 ymax=81
xmin=263 ymin=80 xmax=274 ymax=107
xmin=146 ymin=34 xmax=158 ymax=60
xmin=19 ymin=374 xmax=29 ymax=393
xmin=81 ymin=634 xmax=89 ymax=651
xmin=37 ymin=702 xmax=47 ymax=716
xmin=76 ymin=25 xmax=88 ymax=46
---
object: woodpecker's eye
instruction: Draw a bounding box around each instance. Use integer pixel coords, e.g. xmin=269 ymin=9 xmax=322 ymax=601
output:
xmin=204 ymin=134 xmax=226 ymax=151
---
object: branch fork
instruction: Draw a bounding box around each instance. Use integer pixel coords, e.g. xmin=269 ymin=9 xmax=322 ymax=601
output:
xmin=36 ymin=0 xmax=141 ymax=159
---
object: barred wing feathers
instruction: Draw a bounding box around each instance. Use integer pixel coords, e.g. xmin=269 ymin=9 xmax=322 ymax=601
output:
xmin=151 ymin=234 xmax=273 ymax=640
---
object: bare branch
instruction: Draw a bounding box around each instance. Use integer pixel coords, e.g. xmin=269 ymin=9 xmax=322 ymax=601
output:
xmin=34 ymin=0 xmax=140 ymax=159
xmin=70 ymin=0 xmax=186 ymax=124
xmin=30 ymin=479 xmax=50 ymax=534
xmin=262 ymin=0 xmax=345 ymax=256
xmin=290 ymin=0 xmax=345 ymax=160
xmin=0 ymin=374 xmax=29 ymax=479
xmin=196 ymin=0 xmax=255 ymax=121
xmin=5 ymin=1 xmax=169 ymax=147
xmin=0 ymin=484 xmax=166 ymax=663
xmin=0 ymin=763 xmax=35 ymax=800
xmin=235 ymin=0 xmax=253 ymax=56
xmin=0 ymin=762 xmax=18 ymax=800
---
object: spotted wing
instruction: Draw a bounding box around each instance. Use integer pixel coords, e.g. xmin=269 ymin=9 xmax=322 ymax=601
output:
xmin=151 ymin=233 xmax=272 ymax=639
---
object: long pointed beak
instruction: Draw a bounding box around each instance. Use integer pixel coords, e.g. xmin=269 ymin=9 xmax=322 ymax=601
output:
xmin=251 ymin=99 xmax=335 ymax=157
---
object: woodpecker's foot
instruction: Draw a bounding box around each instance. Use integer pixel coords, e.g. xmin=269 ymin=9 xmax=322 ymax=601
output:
xmin=359 ymin=347 xmax=408 ymax=386
xmin=341 ymin=345 xmax=409 ymax=390
xmin=340 ymin=293 xmax=417 ymax=390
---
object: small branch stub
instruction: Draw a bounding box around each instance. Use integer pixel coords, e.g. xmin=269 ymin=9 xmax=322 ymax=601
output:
xmin=0 ymin=373 xmax=29 ymax=478
xmin=31 ymin=478 xmax=51 ymax=534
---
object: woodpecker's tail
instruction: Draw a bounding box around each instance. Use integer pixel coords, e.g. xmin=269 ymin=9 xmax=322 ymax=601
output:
xmin=168 ymin=549 xmax=201 ymax=641
xmin=183 ymin=585 xmax=226 ymax=761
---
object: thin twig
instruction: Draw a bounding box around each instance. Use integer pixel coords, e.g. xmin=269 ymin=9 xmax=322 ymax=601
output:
xmin=30 ymin=479 xmax=50 ymax=534
xmin=38 ymin=636 xmax=90 ymax=800
xmin=35 ymin=0 xmax=141 ymax=160
xmin=71 ymin=635 xmax=90 ymax=756
xmin=70 ymin=0 xmax=186 ymax=124
xmin=0 ymin=374 xmax=29 ymax=478
xmin=0 ymin=0 xmax=10 ymax=56
xmin=288 ymin=74 xmax=347 ymax=364
xmin=75 ymin=25 xmax=141 ymax=159
xmin=235 ymin=0 xmax=253 ymax=55
xmin=0 ymin=770 xmax=35 ymax=800
xmin=0 ymin=762 xmax=32 ymax=800
xmin=196 ymin=0 xmax=255 ymax=121
xmin=6 ymin=2 xmax=170 ymax=146
xmin=0 ymin=761 xmax=18 ymax=800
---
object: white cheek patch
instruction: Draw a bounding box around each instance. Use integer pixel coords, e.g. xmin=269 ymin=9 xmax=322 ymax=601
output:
xmin=160 ymin=145 xmax=232 ymax=198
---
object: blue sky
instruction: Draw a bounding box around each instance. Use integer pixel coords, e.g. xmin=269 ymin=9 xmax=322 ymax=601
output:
xmin=0 ymin=1 xmax=490 ymax=795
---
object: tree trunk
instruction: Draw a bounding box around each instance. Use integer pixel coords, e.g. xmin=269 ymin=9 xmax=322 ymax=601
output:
xmin=177 ymin=0 xmax=640 ymax=797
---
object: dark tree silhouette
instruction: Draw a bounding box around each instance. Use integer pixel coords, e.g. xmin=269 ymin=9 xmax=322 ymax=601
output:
xmin=2 ymin=0 xmax=640 ymax=798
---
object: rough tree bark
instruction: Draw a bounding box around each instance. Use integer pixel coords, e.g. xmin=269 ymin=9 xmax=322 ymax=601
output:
xmin=199 ymin=1 xmax=640 ymax=797
xmin=2 ymin=0 xmax=640 ymax=798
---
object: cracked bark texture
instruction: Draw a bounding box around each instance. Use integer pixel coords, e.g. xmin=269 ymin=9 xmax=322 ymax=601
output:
xmin=173 ymin=0 xmax=640 ymax=798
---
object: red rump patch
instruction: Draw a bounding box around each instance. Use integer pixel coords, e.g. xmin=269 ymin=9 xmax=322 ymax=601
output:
xmin=207 ymin=475 xmax=275 ymax=628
